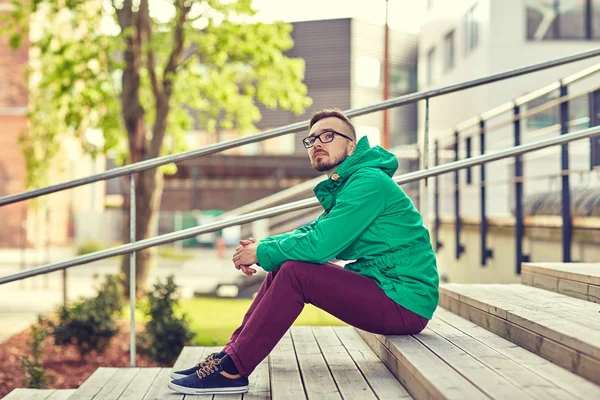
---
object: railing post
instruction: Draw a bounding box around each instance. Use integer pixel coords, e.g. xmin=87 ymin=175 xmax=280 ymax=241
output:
xmin=479 ymin=119 xmax=493 ymax=266
xmin=559 ymin=82 xmax=572 ymax=262
xmin=419 ymin=98 xmax=430 ymax=227
xmin=454 ymin=131 xmax=465 ymax=259
xmin=129 ymin=173 xmax=136 ymax=367
xmin=513 ymin=104 xmax=529 ymax=274
xmin=589 ymin=89 xmax=600 ymax=168
xmin=434 ymin=140 xmax=443 ymax=252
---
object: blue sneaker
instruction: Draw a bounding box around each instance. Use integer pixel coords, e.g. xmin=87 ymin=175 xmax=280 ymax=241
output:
xmin=170 ymin=352 xmax=221 ymax=379
xmin=168 ymin=358 xmax=249 ymax=395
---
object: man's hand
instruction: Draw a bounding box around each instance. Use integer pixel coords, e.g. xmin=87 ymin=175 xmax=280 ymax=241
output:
xmin=233 ymin=242 xmax=259 ymax=271
xmin=235 ymin=238 xmax=258 ymax=276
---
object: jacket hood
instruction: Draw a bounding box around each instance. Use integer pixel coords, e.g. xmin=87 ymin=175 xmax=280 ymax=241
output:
xmin=333 ymin=136 xmax=398 ymax=180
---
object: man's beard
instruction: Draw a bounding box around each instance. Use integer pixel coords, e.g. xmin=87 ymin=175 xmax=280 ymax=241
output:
xmin=313 ymin=151 xmax=349 ymax=172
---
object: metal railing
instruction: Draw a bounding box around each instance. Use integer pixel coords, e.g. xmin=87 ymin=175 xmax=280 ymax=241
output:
xmin=430 ymin=60 xmax=600 ymax=269
xmin=3 ymin=48 xmax=600 ymax=368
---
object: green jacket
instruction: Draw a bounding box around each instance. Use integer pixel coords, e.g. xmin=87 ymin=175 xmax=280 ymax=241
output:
xmin=256 ymin=136 xmax=439 ymax=319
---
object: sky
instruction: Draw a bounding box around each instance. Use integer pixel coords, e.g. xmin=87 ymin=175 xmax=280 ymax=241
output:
xmin=100 ymin=0 xmax=426 ymax=35
xmin=251 ymin=0 xmax=426 ymax=33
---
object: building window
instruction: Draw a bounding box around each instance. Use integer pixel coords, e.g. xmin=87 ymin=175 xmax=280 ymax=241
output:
xmin=444 ymin=30 xmax=455 ymax=72
xmin=525 ymin=93 xmax=560 ymax=130
xmin=356 ymin=56 xmax=381 ymax=88
xmin=465 ymin=3 xmax=480 ymax=53
xmin=526 ymin=0 xmax=599 ymax=40
xmin=426 ymin=47 xmax=436 ymax=85
xmin=390 ymin=68 xmax=416 ymax=95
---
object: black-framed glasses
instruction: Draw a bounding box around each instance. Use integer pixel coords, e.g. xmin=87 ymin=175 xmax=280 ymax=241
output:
xmin=302 ymin=130 xmax=354 ymax=149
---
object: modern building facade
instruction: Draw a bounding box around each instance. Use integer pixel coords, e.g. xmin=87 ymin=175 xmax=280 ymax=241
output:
xmin=419 ymin=0 xmax=600 ymax=282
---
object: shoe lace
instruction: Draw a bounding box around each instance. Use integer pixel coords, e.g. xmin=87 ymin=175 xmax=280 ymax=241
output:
xmin=194 ymin=352 xmax=217 ymax=368
xmin=196 ymin=358 xmax=221 ymax=379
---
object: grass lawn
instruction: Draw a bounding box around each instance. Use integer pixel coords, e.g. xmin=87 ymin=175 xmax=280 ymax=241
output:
xmin=128 ymin=297 xmax=347 ymax=346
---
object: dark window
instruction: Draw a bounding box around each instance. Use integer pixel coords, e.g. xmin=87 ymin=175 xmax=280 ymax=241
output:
xmin=525 ymin=93 xmax=560 ymax=130
xmin=427 ymin=47 xmax=436 ymax=85
xmin=527 ymin=0 xmax=595 ymax=40
xmin=465 ymin=3 xmax=480 ymax=53
xmin=444 ymin=30 xmax=455 ymax=72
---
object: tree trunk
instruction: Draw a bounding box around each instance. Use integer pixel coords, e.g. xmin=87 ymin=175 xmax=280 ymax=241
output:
xmin=121 ymin=168 xmax=164 ymax=298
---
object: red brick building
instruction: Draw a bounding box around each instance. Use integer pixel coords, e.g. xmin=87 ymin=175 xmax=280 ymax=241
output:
xmin=0 ymin=0 xmax=29 ymax=248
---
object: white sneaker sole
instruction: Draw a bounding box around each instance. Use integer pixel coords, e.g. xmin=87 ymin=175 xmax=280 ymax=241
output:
xmin=168 ymin=381 xmax=249 ymax=395
xmin=170 ymin=372 xmax=189 ymax=380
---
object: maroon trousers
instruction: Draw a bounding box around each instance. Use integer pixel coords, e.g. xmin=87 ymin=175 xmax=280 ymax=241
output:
xmin=223 ymin=260 xmax=428 ymax=376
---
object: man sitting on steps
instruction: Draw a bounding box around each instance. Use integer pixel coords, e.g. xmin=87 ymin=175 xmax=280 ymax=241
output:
xmin=168 ymin=108 xmax=440 ymax=395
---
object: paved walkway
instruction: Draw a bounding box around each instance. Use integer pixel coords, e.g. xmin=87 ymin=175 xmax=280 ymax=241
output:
xmin=0 ymin=246 xmax=246 ymax=343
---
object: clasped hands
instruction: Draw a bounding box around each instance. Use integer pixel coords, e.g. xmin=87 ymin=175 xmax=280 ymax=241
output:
xmin=232 ymin=237 xmax=259 ymax=276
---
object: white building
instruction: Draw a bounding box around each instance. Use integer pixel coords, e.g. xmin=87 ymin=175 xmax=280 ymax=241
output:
xmin=419 ymin=0 xmax=600 ymax=218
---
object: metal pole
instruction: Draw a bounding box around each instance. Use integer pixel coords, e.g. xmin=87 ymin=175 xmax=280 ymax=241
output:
xmin=480 ymin=120 xmax=493 ymax=266
xmin=420 ymin=98 xmax=430 ymax=226
xmin=454 ymin=131 xmax=465 ymax=259
xmin=590 ymin=90 xmax=600 ymax=168
xmin=434 ymin=140 xmax=443 ymax=252
xmin=559 ymin=82 xmax=572 ymax=262
xmin=129 ymin=173 xmax=136 ymax=367
xmin=514 ymin=104 xmax=526 ymax=274
xmin=382 ymin=0 xmax=390 ymax=149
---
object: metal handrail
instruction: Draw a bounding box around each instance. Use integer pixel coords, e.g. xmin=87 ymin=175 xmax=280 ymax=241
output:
xmin=2 ymin=48 xmax=600 ymax=207
xmin=2 ymin=123 xmax=599 ymax=286
xmin=454 ymin=61 xmax=600 ymax=133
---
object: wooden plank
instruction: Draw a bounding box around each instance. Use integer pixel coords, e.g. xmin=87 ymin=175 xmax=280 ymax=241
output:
xmin=46 ymin=390 xmax=77 ymax=400
xmin=311 ymin=327 xmax=376 ymax=400
xmin=357 ymin=330 xmax=488 ymax=400
xmin=143 ymin=347 xmax=218 ymax=400
xmin=443 ymin=284 xmax=600 ymax=360
xmin=440 ymin=292 xmax=600 ymax=386
xmin=522 ymin=263 xmax=600 ymax=286
xmin=414 ymin=323 xmax=530 ymax=399
xmin=3 ymin=389 xmax=56 ymax=399
xmin=357 ymin=331 xmax=429 ymax=400
xmin=500 ymin=285 xmax=600 ymax=326
xmin=269 ymin=331 xmax=306 ymax=400
xmin=434 ymin=308 xmax=600 ymax=399
xmin=46 ymin=389 xmax=75 ymax=400
xmin=68 ymin=367 xmax=119 ymax=400
xmin=171 ymin=346 xmax=206 ymax=373
xmin=119 ymin=368 xmax=161 ymax=400
xmin=589 ymin=284 xmax=600 ymax=303
xmin=94 ymin=368 xmax=140 ymax=399
xmin=428 ymin=314 xmax=575 ymax=399
xmin=334 ymin=327 xmax=412 ymax=400
xmin=244 ymin=359 xmax=270 ymax=400
xmin=290 ymin=326 xmax=341 ymax=400
xmin=558 ymin=279 xmax=592 ymax=302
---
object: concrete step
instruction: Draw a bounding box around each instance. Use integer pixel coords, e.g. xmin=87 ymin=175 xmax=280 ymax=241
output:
xmin=358 ymin=307 xmax=600 ymax=400
xmin=439 ymin=283 xmax=600 ymax=385
xmin=3 ymin=388 xmax=76 ymax=400
xmin=522 ymin=262 xmax=600 ymax=303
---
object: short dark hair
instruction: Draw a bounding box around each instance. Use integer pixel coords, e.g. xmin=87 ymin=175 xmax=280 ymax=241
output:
xmin=309 ymin=108 xmax=356 ymax=140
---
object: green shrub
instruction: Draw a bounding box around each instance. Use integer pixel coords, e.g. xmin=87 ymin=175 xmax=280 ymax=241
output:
xmin=76 ymin=239 xmax=107 ymax=256
xmin=50 ymin=274 xmax=125 ymax=359
xmin=20 ymin=316 xmax=53 ymax=388
xmin=138 ymin=275 xmax=194 ymax=366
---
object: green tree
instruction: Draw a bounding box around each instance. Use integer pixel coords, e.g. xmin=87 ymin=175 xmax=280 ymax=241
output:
xmin=1 ymin=0 xmax=311 ymax=296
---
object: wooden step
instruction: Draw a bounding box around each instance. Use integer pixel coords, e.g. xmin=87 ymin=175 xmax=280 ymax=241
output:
xmin=58 ymin=327 xmax=408 ymax=399
xmin=522 ymin=262 xmax=600 ymax=303
xmin=3 ymin=388 xmax=76 ymax=399
xmin=358 ymin=307 xmax=600 ymax=400
xmin=439 ymin=283 xmax=600 ymax=385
